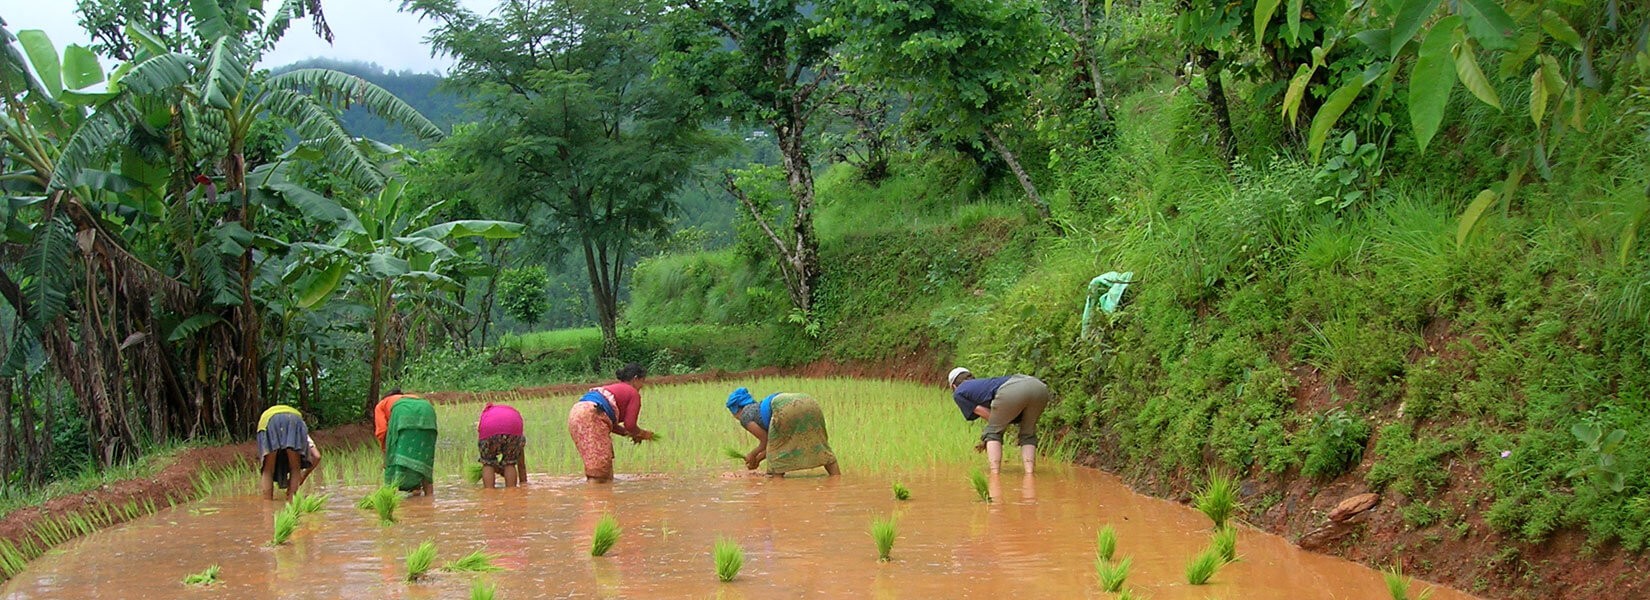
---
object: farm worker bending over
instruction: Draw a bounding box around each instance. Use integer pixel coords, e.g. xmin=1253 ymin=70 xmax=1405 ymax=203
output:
xmin=477 ymin=402 xmax=528 ymax=488
xmin=949 ymin=367 xmax=1051 ymax=474
xmin=373 ymin=389 xmax=413 ymax=450
xmin=384 ymin=396 xmax=439 ymax=496
xmin=568 ymin=363 xmax=656 ymax=483
xmin=725 ymin=388 xmax=840 ymax=477
xmin=257 ymin=404 xmax=322 ymax=501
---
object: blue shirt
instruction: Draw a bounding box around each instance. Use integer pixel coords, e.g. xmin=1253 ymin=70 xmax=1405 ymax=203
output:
xmin=953 ymin=376 xmax=1013 ymax=420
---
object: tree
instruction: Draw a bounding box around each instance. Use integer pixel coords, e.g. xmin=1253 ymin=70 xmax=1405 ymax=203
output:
xmin=406 ymin=0 xmax=716 ymax=355
xmin=658 ymin=0 xmax=839 ymax=314
xmin=497 ymin=266 xmax=550 ymax=326
xmin=831 ymin=0 xmax=1059 ymax=231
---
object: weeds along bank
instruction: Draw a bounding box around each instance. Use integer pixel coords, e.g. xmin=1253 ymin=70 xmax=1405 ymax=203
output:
xmin=626 ymin=88 xmax=1650 ymax=598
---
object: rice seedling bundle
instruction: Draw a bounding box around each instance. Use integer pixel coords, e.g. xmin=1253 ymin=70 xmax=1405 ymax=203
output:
xmin=1383 ymin=565 xmax=1436 ymax=600
xmin=969 ymin=470 xmax=991 ymax=503
xmin=405 ymin=541 xmax=438 ymax=581
xmin=591 ymin=515 xmax=621 ymax=557
xmin=1211 ymin=525 xmax=1237 ymax=562
xmin=271 ymin=505 xmax=299 ymax=546
xmin=182 ymin=564 xmax=220 ymax=586
xmin=871 ymin=516 xmax=897 ymax=562
xmin=713 ymin=538 xmax=744 ymax=582
xmin=444 ymin=549 xmax=505 ymax=573
xmin=1096 ymin=524 xmax=1117 ymax=562
xmin=465 ymin=463 xmax=484 ymax=484
xmin=892 ymin=482 xmax=911 ymax=501
xmin=290 ymin=491 xmax=329 ymax=517
xmin=1095 ymin=556 xmax=1130 ymax=592
xmin=1184 ymin=546 xmax=1225 ymax=585
xmin=470 ymin=579 xmax=497 ymax=600
xmin=1193 ymin=471 xmax=1239 ymax=529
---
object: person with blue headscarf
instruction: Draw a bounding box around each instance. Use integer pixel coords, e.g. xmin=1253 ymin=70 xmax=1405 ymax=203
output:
xmin=726 ymin=387 xmax=840 ymax=476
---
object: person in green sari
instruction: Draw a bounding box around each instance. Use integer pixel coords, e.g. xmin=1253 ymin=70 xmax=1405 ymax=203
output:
xmin=384 ymin=396 xmax=439 ymax=496
xmin=725 ymin=388 xmax=840 ymax=477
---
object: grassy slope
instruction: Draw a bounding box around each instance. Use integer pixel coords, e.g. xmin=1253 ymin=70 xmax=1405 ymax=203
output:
xmin=624 ymin=55 xmax=1650 ymax=597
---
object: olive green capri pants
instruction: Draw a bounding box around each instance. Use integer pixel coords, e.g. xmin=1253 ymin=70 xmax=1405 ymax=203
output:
xmin=982 ymin=375 xmax=1050 ymax=447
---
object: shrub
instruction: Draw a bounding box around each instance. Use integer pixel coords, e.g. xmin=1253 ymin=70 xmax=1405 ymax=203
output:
xmin=1301 ymin=408 xmax=1372 ymax=479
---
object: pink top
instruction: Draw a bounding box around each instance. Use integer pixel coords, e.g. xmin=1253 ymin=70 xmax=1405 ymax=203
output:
xmin=598 ymin=382 xmax=642 ymax=436
xmin=477 ymin=403 xmax=524 ymax=439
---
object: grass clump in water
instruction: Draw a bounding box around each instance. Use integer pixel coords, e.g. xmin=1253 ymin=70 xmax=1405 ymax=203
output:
xmin=1096 ymin=524 xmax=1117 ymax=562
xmin=271 ymin=505 xmax=299 ymax=546
xmin=591 ymin=514 xmax=621 ymax=557
xmin=1185 ymin=546 xmax=1226 ymax=585
xmin=1193 ymin=471 xmax=1239 ymax=529
xmin=1211 ymin=525 xmax=1237 ymax=562
xmin=871 ymin=516 xmax=897 ymax=561
xmin=405 ymin=541 xmax=438 ymax=582
xmin=182 ymin=564 xmax=220 ymax=586
xmin=1095 ymin=555 xmax=1130 ymax=592
xmin=359 ymin=486 xmax=401 ymax=525
xmin=1384 ymin=565 xmax=1436 ymax=600
xmin=289 ymin=491 xmax=328 ymax=517
xmin=969 ymin=469 xmax=991 ymax=502
xmin=465 ymin=463 xmax=484 ymax=485
xmin=444 ymin=549 xmax=504 ymax=573
xmin=470 ymin=579 xmax=496 ymax=600
xmin=892 ymin=482 xmax=910 ymax=501
xmin=713 ymin=537 xmax=744 ymax=582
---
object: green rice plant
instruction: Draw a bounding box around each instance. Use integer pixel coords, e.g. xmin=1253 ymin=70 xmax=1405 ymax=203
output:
xmin=470 ymin=579 xmax=497 ymax=600
xmin=1192 ymin=471 xmax=1239 ymax=529
xmin=1095 ymin=555 xmax=1131 ymax=592
xmin=969 ymin=469 xmax=991 ymax=503
xmin=290 ymin=491 xmax=329 ymax=517
xmin=361 ymin=486 xmax=401 ymax=525
xmin=871 ymin=516 xmax=897 ymax=561
xmin=0 ymin=539 xmax=26 ymax=578
xmin=1096 ymin=524 xmax=1117 ymax=562
xmin=1211 ymin=525 xmax=1237 ymax=562
xmin=444 ymin=549 xmax=505 ymax=573
xmin=271 ymin=505 xmax=299 ymax=546
xmin=405 ymin=540 xmax=438 ymax=582
xmin=1116 ymin=587 xmax=1140 ymax=600
xmin=722 ymin=446 xmax=746 ymax=460
xmin=892 ymin=482 xmax=911 ymax=501
xmin=182 ymin=564 xmax=221 ymax=586
xmin=591 ymin=514 xmax=621 ymax=557
xmin=465 ymin=463 xmax=484 ymax=484
xmin=1384 ymin=565 xmax=1436 ymax=600
xmin=713 ymin=537 xmax=744 ymax=582
xmin=1184 ymin=546 xmax=1226 ymax=585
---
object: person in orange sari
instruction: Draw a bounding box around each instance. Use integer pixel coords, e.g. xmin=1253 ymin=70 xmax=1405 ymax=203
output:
xmin=374 ymin=389 xmax=411 ymax=451
xmin=567 ymin=363 xmax=654 ymax=482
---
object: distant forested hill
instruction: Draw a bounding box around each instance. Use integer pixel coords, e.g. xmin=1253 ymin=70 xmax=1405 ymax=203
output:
xmin=270 ymin=58 xmax=468 ymax=147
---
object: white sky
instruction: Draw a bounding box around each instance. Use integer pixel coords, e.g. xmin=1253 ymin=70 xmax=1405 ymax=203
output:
xmin=2 ymin=0 xmax=497 ymax=73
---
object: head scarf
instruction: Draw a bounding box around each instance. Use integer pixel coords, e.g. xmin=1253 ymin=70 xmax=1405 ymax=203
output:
xmin=726 ymin=387 xmax=755 ymax=414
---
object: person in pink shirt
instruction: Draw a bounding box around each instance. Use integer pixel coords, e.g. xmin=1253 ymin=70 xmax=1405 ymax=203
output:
xmin=477 ymin=402 xmax=527 ymax=488
xmin=567 ymin=363 xmax=655 ymax=482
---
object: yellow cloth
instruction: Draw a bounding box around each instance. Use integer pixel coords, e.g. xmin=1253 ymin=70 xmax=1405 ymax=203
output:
xmin=258 ymin=405 xmax=302 ymax=432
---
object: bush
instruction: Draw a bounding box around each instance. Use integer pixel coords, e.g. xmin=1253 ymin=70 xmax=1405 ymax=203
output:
xmin=1300 ymin=409 xmax=1372 ymax=479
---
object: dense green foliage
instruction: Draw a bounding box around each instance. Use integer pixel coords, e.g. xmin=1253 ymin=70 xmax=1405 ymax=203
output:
xmin=271 ymin=59 xmax=468 ymax=148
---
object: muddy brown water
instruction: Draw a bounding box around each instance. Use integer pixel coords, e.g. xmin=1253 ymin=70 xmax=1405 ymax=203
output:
xmin=3 ymin=465 xmax=1477 ymax=599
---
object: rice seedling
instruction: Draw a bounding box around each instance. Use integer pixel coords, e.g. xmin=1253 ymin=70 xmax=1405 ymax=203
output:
xmin=871 ymin=516 xmax=897 ymax=562
xmin=360 ymin=486 xmax=401 ymax=525
xmin=444 ymin=549 xmax=505 ymax=573
xmin=591 ymin=514 xmax=621 ymax=557
xmin=0 ymin=539 xmax=27 ymax=578
xmin=405 ymin=541 xmax=438 ymax=582
xmin=182 ymin=564 xmax=221 ymax=586
xmin=1211 ymin=525 xmax=1237 ymax=562
xmin=1096 ymin=524 xmax=1117 ymax=562
xmin=1184 ymin=546 xmax=1226 ymax=585
xmin=465 ymin=463 xmax=484 ymax=484
xmin=1117 ymin=587 xmax=1141 ymax=600
xmin=470 ymin=579 xmax=497 ymax=600
xmin=1384 ymin=565 xmax=1436 ymax=600
xmin=969 ymin=469 xmax=991 ymax=503
xmin=271 ymin=505 xmax=299 ymax=546
xmin=1192 ymin=471 xmax=1239 ymax=529
xmin=1095 ymin=555 xmax=1131 ymax=592
xmin=713 ymin=537 xmax=744 ymax=582
xmin=892 ymin=482 xmax=911 ymax=501
xmin=290 ymin=491 xmax=329 ymax=517
xmin=721 ymin=446 xmax=747 ymax=460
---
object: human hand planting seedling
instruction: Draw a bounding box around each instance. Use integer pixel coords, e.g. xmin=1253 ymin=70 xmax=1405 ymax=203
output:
xmin=724 ymin=387 xmax=842 ymax=477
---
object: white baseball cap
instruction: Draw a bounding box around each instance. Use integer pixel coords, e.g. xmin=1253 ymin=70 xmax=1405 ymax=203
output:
xmin=947 ymin=367 xmax=971 ymax=386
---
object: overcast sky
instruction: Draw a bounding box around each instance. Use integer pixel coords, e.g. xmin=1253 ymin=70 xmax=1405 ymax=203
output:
xmin=4 ymin=0 xmax=497 ymax=73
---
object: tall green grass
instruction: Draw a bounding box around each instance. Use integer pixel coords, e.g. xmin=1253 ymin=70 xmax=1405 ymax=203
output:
xmin=871 ymin=516 xmax=897 ymax=562
xmin=1095 ymin=555 xmax=1130 ymax=592
xmin=1185 ymin=546 xmax=1226 ymax=585
xmin=1193 ymin=471 xmax=1239 ymax=529
xmin=969 ymin=470 xmax=991 ymax=503
xmin=405 ymin=541 xmax=438 ymax=582
xmin=1096 ymin=524 xmax=1117 ymax=562
xmin=1384 ymin=565 xmax=1436 ymax=600
xmin=444 ymin=550 xmax=504 ymax=573
xmin=713 ymin=538 xmax=744 ymax=582
xmin=591 ymin=514 xmax=621 ymax=557
xmin=182 ymin=564 xmax=220 ymax=586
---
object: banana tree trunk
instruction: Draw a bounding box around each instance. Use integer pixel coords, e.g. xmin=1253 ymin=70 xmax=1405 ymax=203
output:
xmin=367 ymin=280 xmax=392 ymax=415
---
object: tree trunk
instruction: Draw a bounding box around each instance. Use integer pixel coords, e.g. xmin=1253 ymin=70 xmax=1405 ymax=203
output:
xmin=1195 ymin=49 xmax=1237 ymax=160
xmin=581 ymin=234 xmax=620 ymax=358
xmin=1078 ymin=0 xmax=1112 ymax=124
xmin=775 ymin=118 xmax=819 ymax=314
xmin=982 ymin=126 xmax=1062 ymax=235
xmin=0 ymin=378 xmax=11 ymax=484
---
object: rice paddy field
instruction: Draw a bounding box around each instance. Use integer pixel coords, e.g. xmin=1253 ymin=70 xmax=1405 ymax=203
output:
xmin=0 ymin=378 xmax=1479 ymax=599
